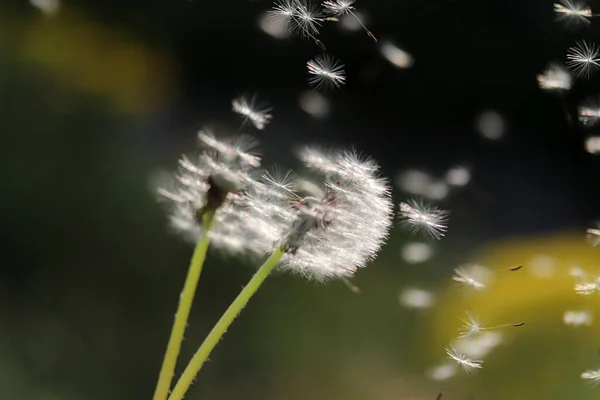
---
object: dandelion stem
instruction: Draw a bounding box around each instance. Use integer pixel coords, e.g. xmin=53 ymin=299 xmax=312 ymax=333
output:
xmin=167 ymin=246 xmax=286 ymax=400
xmin=152 ymin=209 xmax=216 ymax=400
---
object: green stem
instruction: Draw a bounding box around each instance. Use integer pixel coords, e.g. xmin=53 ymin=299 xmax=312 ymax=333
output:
xmin=152 ymin=209 xmax=217 ymax=400
xmin=167 ymin=247 xmax=286 ymax=400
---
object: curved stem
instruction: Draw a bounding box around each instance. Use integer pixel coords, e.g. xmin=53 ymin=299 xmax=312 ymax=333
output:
xmin=167 ymin=247 xmax=286 ymax=400
xmin=152 ymin=209 xmax=217 ymax=400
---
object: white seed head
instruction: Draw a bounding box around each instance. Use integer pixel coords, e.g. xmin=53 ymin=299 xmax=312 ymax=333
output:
xmin=157 ymin=131 xmax=263 ymax=252
xmin=232 ymin=94 xmax=273 ymax=130
xmin=307 ymin=54 xmax=346 ymax=91
xmin=566 ymin=40 xmax=600 ymax=79
xmin=398 ymin=199 xmax=449 ymax=240
xmin=245 ymin=146 xmax=393 ymax=281
xmin=537 ymin=63 xmax=572 ymax=91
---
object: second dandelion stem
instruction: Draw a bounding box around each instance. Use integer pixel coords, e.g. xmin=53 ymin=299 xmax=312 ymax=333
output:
xmin=152 ymin=209 xmax=216 ymax=400
xmin=167 ymin=246 xmax=286 ymax=400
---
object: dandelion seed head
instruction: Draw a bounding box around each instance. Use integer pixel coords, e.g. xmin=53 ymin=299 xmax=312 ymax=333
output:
xmin=445 ymin=346 xmax=483 ymax=374
xmin=232 ymin=94 xmax=273 ymax=130
xmin=157 ymin=131 xmax=264 ymax=254
xmin=566 ymin=40 xmax=600 ymax=79
xmin=307 ymin=55 xmax=346 ymax=91
xmin=398 ymin=199 xmax=449 ymax=240
xmin=250 ymin=146 xmax=394 ymax=281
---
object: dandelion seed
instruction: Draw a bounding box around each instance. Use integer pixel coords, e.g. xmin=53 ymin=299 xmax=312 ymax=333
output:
xmin=458 ymin=312 xmax=525 ymax=339
xmin=268 ymin=0 xmax=326 ymax=49
xmin=445 ymin=346 xmax=483 ymax=374
xmin=322 ymin=0 xmax=377 ymax=41
xmin=307 ymin=54 xmax=346 ymax=90
xmin=554 ymin=0 xmax=593 ymax=26
xmin=399 ymin=287 xmax=435 ymax=309
xmin=578 ymin=96 xmax=600 ymax=126
xmin=453 ymin=331 xmax=504 ymax=359
xmin=427 ymin=362 xmax=457 ymax=381
xmin=563 ymin=310 xmax=593 ymax=326
xmin=30 ymin=0 xmax=60 ymax=15
xmin=537 ymin=63 xmax=572 ymax=91
xmin=298 ymin=90 xmax=330 ymax=118
xmin=452 ymin=264 xmax=493 ymax=290
xmin=380 ymin=40 xmax=414 ymax=69
xmin=400 ymin=242 xmax=434 ymax=264
xmin=566 ymin=40 xmax=600 ymax=79
xmin=587 ymin=224 xmax=600 ymax=246
xmin=581 ymin=369 xmax=600 ymax=384
xmin=585 ymin=136 xmax=600 ymax=154
xmin=232 ymin=94 xmax=273 ymax=130
xmin=398 ymin=199 xmax=449 ymax=240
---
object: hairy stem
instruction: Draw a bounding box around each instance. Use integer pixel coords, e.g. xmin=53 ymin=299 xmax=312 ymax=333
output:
xmin=167 ymin=247 xmax=286 ymax=400
xmin=152 ymin=209 xmax=217 ymax=400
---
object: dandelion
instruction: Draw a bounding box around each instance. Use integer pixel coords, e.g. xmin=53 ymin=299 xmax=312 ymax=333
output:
xmin=166 ymin=146 xmax=394 ymax=400
xmin=157 ymin=131 xmax=261 ymax=242
xmin=322 ymin=0 xmax=377 ymax=41
xmin=554 ymin=1 xmax=593 ymax=26
xmin=581 ymin=369 xmax=600 ymax=384
xmin=452 ymin=264 xmax=493 ymax=290
xmin=458 ymin=312 xmax=525 ymax=339
xmin=307 ymin=54 xmax=346 ymax=90
xmin=268 ymin=0 xmax=327 ymax=49
xmin=566 ymin=40 xmax=600 ymax=79
xmin=232 ymin=94 xmax=273 ymax=130
xmin=445 ymin=346 xmax=483 ymax=374
xmin=398 ymin=199 xmax=449 ymax=240
xmin=153 ymin=130 xmax=263 ymax=400
xmin=537 ymin=63 xmax=572 ymax=91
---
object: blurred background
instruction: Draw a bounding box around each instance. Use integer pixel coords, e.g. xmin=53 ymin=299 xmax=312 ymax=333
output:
xmin=3 ymin=0 xmax=600 ymax=399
